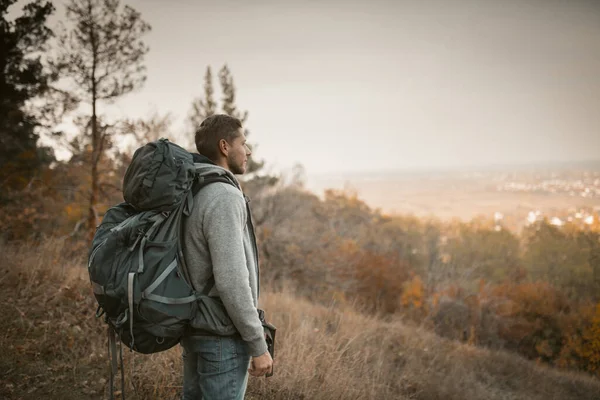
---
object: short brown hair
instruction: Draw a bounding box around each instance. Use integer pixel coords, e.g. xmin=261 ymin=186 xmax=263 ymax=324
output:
xmin=194 ymin=114 xmax=242 ymax=161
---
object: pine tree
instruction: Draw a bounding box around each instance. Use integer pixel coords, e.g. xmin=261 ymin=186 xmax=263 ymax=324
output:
xmin=218 ymin=64 xmax=262 ymax=174
xmin=0 ymin=0 xmax=56 ymax=193
xmin=218 ymin=64 xmax=248 ymax=123
xmin=188 ymin=64 xmax=265 ymax=175
xmin=53 ymin=0 xmax=151 ymax=239
xmin=188 ymin=66 xmax=217 ymax=132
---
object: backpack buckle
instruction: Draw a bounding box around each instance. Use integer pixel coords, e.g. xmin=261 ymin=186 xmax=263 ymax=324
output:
xmin=95 ymin=305 xmax=105 ymax=318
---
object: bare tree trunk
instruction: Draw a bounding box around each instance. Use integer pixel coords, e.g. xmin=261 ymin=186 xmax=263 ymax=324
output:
xmin=87 ymin=2 xmax=99 ymax=242
xmin=88 ymin=138 xmax=98 ymax=239
xmin=88 ymin=104 xmax=99 ymax=241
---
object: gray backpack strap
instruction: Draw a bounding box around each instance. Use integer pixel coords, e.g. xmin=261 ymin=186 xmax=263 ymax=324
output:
xmin=108 ymin=327 xmax=117 ymax=398
xmin=198 ymin=276 xmax=215 ymax=296
xmin=142 ymin=260 xmax=214 ymax=304
xmin=107 ymin=327 xmax=126 ymax=400
xmin=143 ymin=260 xmax=195 ymax=304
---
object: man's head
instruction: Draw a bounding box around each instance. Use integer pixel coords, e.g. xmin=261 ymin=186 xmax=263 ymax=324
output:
xmin=195 ymin=114 xmax=252 ymax=175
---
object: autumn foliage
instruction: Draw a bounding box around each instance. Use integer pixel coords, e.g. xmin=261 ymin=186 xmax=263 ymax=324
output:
xmin=3 ymin=149 xmax=600 ymax=381
xmin=249 ymin=184 xmax=600 ymax=377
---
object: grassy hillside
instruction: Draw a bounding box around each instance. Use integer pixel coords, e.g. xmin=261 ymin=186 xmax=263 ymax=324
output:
xmin=1 ymin=238 xmax=599 ymax=400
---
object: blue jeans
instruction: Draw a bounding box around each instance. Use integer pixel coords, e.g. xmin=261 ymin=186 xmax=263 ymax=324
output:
xmin=181 ymin=336 xmax=250 ymax=400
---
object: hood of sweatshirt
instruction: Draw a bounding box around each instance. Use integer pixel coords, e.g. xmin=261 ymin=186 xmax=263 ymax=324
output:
xmin=191 ymin=152 xmax=241 ymax=191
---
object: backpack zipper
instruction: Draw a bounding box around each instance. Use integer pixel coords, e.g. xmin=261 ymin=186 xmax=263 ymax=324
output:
xmin=129 ymin=229 xmax=144 ymax=252
xmin=88 ymin=238 xmax=108 ymax=269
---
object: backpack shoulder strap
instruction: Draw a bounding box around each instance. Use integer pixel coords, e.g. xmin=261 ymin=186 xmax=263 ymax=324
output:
xmin=178 ymin=173 xmax=235 ymax=294
xmin=191 ymin=173 xmax=234 ymax=197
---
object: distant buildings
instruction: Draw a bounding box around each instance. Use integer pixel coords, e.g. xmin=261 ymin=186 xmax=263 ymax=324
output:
xmin=520 ymin=209 xmax=597 ymax=228
xmin=527 ymin=210 xmax=542 ymax=225
xmin=550 ymin=217 xmax=564 ymax=227
xmin=496 ymin=172 xmax=600 ymax=199
xmin=489 ymin=169 xmax=600 ymax=230
xmin=494 ymin=212 xmax=504 ymax=222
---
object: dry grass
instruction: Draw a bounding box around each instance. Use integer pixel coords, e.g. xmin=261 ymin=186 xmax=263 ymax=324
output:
xmin=1 ymin=238 xmax=599 ymax=399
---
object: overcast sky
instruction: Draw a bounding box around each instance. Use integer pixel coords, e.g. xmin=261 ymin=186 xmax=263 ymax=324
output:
xmin=50 ymin=0 xmax=600 ymax=175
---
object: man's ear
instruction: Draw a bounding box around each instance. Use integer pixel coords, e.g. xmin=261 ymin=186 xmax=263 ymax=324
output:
xmin=218 ymin=138 xmax=229 ymax=156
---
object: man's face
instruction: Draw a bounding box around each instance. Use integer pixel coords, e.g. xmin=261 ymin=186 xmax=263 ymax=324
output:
xmin=226 ymin=130 xmax=252 ymax=175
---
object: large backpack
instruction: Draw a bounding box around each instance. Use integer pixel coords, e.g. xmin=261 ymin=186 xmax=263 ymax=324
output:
xmin=87 ymin=138 xmax=232 ymax=356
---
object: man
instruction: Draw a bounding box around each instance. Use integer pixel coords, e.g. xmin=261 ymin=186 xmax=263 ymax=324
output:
xmin=181 ymin=114 xmax=273 ymax=400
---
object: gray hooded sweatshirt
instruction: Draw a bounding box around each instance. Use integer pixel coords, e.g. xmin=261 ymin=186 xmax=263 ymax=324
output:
xmin=181 ymin=162 xmax=267 ymax=357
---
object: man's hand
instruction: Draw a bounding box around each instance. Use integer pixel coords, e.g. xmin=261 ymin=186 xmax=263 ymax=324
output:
xmin=248 ymin=351 xmax=273 ymax=377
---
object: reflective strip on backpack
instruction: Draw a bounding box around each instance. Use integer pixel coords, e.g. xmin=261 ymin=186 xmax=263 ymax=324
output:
xmin=144 ymin=292 xmax=199 ymax=305
xmin=141 ymin=259 xmax=199 ymax=304
xmin=142 ymin=259 xmax=177 ymax=297
xmin=128 ymin=272 xmax=135 ymax=350
xmin=138 ymin=236 xmax=147 ymax=273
